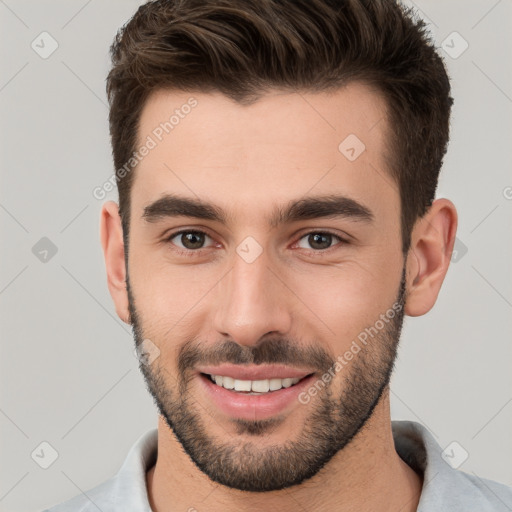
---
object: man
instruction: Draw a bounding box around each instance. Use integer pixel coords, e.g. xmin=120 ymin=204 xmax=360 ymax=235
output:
xmin=45 ymin=0 xmax=512 ymax=510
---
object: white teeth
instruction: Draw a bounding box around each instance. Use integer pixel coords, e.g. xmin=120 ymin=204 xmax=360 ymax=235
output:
xmin=222 ymin=376 xmax=235 ymax=389
xmin=251 ymin=379 xmax=270 ymax=393
xmin=269 ymin=378 xmax=283 ymax=391
xmin=282 ymin=378 xmax=294 ymax=388
xmin=233 ymin=379 xmax=252 ymax=392
xmin=209 ymin=375 xmax=301 ymax=393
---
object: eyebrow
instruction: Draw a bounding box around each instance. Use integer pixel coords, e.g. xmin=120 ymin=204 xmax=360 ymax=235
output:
xmin=142 ymin=193 xmax=374 ymax=228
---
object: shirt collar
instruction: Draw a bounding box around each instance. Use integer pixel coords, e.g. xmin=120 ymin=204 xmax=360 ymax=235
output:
xmin=65 ymin=420 xmax=509 ymax=511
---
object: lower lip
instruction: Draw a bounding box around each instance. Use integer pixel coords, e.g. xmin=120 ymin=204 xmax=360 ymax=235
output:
xmin=198 ymin=373 xmax=316 ymax=421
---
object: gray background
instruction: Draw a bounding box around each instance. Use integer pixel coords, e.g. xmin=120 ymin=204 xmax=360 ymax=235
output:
xmin=0 ymin=1 xmax=511 ymax=511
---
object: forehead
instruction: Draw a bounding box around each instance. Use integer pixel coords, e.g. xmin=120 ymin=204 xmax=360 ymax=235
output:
xmin=132 ymin=84 xmax=397 ymax=225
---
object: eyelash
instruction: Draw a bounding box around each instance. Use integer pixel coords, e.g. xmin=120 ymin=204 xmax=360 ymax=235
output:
xmin=164 ymin=229 xmax=348 ymax=258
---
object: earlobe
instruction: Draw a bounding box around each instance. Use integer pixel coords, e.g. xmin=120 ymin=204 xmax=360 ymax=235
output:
xmin=100 ymin=201 xmax=131 ymax=324
xmin=404 ymin=199 xmax=458 ymax=317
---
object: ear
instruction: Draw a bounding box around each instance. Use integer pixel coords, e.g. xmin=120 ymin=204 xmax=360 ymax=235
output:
xmin=404 ymin=198 xmax=458 ymax=317
xmin=100 ymin=201 xmax=131 ymax=324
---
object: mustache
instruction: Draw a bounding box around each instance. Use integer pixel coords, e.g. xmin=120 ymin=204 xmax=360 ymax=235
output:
xmin=178 ymin=337 xmax=334 ymax=375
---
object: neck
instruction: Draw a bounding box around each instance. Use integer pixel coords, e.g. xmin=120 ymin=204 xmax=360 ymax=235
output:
xmin=146 ymin=387 xmax=423 ymax=512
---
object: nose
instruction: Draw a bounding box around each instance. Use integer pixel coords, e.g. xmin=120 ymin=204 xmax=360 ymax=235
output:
xmin=212 ymin=246 xmax=292 ymax=347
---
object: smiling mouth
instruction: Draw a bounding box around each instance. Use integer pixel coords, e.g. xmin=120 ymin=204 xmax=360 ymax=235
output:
xmin=202 ymin=373 xmax=312 ymax=395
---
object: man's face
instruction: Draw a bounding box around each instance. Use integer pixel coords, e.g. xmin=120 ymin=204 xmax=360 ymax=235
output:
xmin=126 ymin=85 xmax=406 ymax=491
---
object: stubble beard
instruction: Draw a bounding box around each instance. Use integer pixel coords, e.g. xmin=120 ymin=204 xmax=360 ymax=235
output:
xmin=127 ymin=270 xmax=406 ymax=492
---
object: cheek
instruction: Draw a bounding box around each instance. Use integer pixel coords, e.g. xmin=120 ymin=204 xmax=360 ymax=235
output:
xmin=284 ymin=260 xmax=402 ymax=351
xmin=129 ymin=254 xmax=221 ymax=339
xmin=130 ymin=240 xmax=208 ymax=302
xmin=128 ymin=226 xmax=403 ymax=356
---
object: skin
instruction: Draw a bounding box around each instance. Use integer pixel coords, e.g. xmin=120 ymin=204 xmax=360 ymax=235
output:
xmin=100 ymin=84 xmax=457 ymax=511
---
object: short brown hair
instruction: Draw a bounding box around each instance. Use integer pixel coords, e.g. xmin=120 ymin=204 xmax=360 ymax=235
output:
xmin=106 ymin=0 xmax=453 ymax=253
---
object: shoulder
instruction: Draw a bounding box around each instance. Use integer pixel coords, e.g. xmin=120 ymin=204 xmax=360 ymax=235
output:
xmin=41 ymin=477 xmax=116 ymax=512
xmin=42 ymin=428 xmax=157 ymax=512
xmin=392 ymin=420 xmax=512 ymax=511
xmin=454 ymin=470 xmax=512 ymax=506
xmin=423 ymin=467 xmax=512 ymax=511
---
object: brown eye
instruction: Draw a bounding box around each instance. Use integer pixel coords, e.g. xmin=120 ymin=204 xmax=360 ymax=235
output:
xmin=297 ymin=232 xmax=344 ymax=251
xmin=168 ymin=230 xmax=212 ymax=251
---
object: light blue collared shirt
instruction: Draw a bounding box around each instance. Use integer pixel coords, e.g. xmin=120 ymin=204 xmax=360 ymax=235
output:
xmin=43 ymin=420 xmax=512 ymax=511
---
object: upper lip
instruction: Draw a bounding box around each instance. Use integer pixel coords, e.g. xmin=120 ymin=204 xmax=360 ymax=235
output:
xmin=197 ymin=364 xmax=314 ymax=381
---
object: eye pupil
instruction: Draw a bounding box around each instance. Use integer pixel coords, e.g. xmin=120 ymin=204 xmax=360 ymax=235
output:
xmin=173 ymin=231 xmax=339 ymax=253
xmin=182 ymin=232 xmax=204 ymax=249
xmin=309 ymin=233 xmax=332 ymax=250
